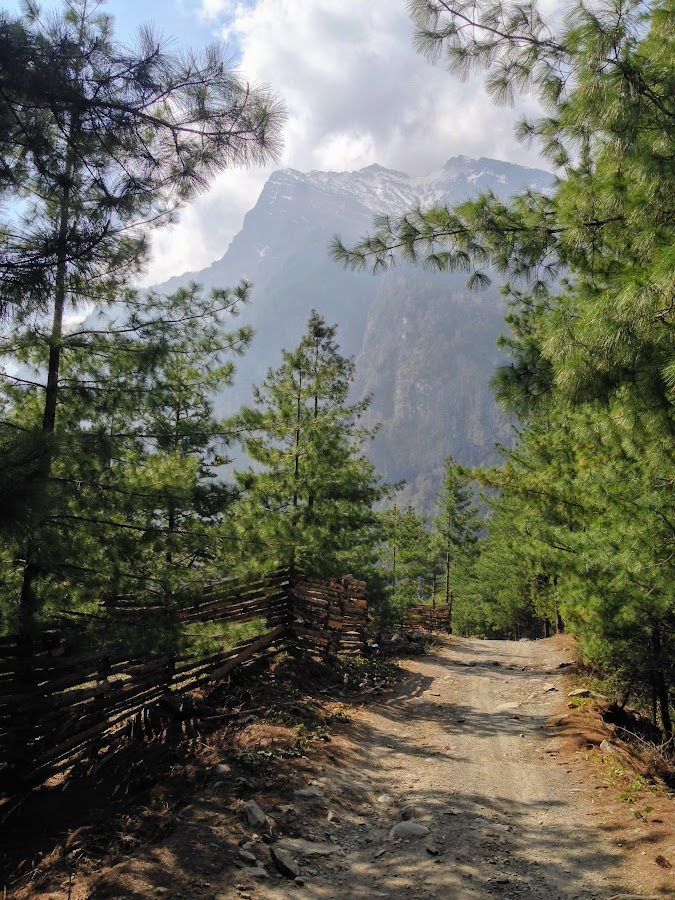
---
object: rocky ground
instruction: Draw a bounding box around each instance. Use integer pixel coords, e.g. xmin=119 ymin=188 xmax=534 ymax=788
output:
xmin=21 ymin=636 xmax=675 ymax=899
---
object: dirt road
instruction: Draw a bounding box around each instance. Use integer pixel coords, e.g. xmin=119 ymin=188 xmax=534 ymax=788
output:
xmin=215 ymin=636 xmax=671 ymax=899
xmin=81 ymin=637 xmax=673 ymax=900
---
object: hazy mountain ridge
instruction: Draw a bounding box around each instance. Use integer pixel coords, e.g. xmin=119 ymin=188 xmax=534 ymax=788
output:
xmin=153 ymin=156 xmax=552 ymax=512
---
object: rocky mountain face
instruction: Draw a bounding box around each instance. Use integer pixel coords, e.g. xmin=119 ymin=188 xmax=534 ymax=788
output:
xmin=155 ymin=156 xmax=552 ymax=512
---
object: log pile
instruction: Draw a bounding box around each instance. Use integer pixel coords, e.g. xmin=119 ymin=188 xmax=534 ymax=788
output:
xmin=406 ymin=604 xmax=451 ymax=633
xmin=289 ymin=574 xmax=368 ymax=656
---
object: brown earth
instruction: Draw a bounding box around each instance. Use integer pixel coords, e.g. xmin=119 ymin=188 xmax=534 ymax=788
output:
xmin=13 ymin=636 xmax=675 ymax=899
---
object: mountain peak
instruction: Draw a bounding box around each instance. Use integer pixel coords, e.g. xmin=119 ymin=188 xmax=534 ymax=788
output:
xmin=357 ymin=163 xmax=410 ymax=178
xmin=261 ymin=156 xmax=552 ymax=217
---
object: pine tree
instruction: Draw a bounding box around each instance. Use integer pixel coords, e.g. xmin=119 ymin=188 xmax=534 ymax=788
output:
xmin=0 ymin=0 xmax=283 ymax=639
xmin=0 ymin=283 xmax=252 ymax=632
xmin=233 ymin=312 xmax=386 ymax=577
xmin=333 ymin=0 xmax=675 ymax=734
xmin=432 ymin=456 xmax=480 ymax=632
xmin=378 ymin=505 xmax=435 ymax=617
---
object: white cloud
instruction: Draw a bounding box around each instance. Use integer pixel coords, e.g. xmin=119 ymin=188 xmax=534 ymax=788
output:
xmin=143 ymin=0 xmax=560 ymax=286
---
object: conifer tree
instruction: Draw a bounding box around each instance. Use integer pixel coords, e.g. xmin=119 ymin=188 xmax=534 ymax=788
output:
xmin=333 ymin=0 xmax=674 ymax=734
xmin=432 ymin=456 xmax=480 ymax=632
xmin=0 ymin=283 xmax=252 ymax=630
xmin=378 ymin=505 xmax=435 ymax=616
xmin=0 ymin=0 xmax=283 ymax=638
xmin=233 ymin=312 xmax=386 ymax=577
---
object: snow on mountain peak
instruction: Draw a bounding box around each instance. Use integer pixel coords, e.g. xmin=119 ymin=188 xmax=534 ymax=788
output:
xmin=266 ymin=157 xmax=551 ymax=217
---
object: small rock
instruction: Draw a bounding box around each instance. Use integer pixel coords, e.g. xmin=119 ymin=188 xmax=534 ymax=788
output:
xmin=389 ymin=821 xmax=430 ymax=840
xmin=213 ymin=762 xmax=232 ymax=778
xmin=238 ymin=850 xmax=258 ymax=866
xmin=276 ymin=838 xmax=338 ymax=856
xmin=326 ymin=810 xmax=341 ymax=824
xmin=599 ymin=740 xmax=616 ymax=754
xmin=426 ymin=843 xmax=443 ymax=856
xmin=294 ymin=876 xmax=307 ymax=886
xmin=377 ymin=793 xmax=393 ymax=804
xmin=249 ymin=867 xmax=270 ymax=879
xmin=243 ymin=800 xmax=268 ymax=830
xmin=399 ymin=805 xmax=419 ymax=820
xmin=294 ymin=787 xmax=323 ymax=799
xmin=270 ymin=846 xmax=300 ymax=880
xmin=543 ymin=684 xmax=558 ymax=692
xmin=568 ymin=688 xmax=591 ymax=698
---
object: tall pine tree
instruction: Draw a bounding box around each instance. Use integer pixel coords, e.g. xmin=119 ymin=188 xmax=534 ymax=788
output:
xmin=333 ymin=0 xmax=674 ymax=734
xmin=233 ymin=312 xmax=386 ymax=577
xmin=0 ymin=0 xmax=283 ymax=639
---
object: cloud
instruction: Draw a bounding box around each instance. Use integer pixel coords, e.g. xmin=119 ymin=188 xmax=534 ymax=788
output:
xmin=143 ymin=0 xmax=559 ymax=285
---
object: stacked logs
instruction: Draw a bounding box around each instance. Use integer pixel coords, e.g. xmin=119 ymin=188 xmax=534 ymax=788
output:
xmin=406 ymin=604 xmax=451 ymax=633
xmin=289 ymin=574 xmax=368 ymax=656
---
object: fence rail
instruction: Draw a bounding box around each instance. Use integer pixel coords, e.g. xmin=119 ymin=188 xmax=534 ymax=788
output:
xmin=0 ymin=570 xmax=367 ymax=812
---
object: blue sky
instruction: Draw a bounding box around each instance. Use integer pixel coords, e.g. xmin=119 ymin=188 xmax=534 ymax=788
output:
xmin=1 ymin=0 xmax=561 ymax=286
xmin=2 ymin=0 xmax=226 ymax=50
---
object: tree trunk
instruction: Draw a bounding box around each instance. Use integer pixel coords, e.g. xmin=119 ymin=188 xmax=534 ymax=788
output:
xmin=292 ymin=370 xmax=302 ymax=509
xmin=553 ymin=576 xmax=564 ymax=632
xmin=391 ymin=544 xmax=396 ymax=592
xmin=19 ymin=135 xmax=76 ymax=643
xmin=307 ymin=384 xmax=318 ymax=518
xmin=652 ymin=626 xmax=672 ymax=741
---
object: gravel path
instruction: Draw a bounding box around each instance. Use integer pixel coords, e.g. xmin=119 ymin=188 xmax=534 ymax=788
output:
xmin=223 ymin=637 xmax=665 ymax=899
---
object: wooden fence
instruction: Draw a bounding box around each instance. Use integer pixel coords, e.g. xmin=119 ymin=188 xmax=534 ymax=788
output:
xmin=0 ymin=570 xmax=367 ymax=812
xmin=406 ymin=604 xmax=451 ymax=632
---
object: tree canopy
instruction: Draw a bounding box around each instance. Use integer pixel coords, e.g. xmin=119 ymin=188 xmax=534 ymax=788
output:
xmin=232 ymin=311 xmax=388 ymax=577
xmin=334 ymin=0 xmax=675 ymax=737
xmin=0 ymin=0 xmax=285 ymax=640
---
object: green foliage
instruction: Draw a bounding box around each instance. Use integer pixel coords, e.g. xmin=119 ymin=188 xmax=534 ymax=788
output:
xmin=432 ymin=456 xmax=481 ymax=631
xmin=0 ymin=0 xmax=283 ymax=316
xmin=232 ymin=311 xmax=388 ymax=578
xmin=372 ymin=464 xmax=481 ymax=630
xmin=0 ymin=0 xmax=283 ymax=638
xmin=336 ymin=0 xmax=675 ymax=736
xmin=376 ymin=505 xmax=434 ymax=623
xmin=0 ymin=283 xmax=252 ymax=635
